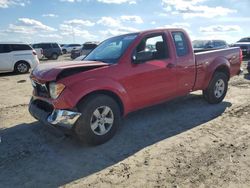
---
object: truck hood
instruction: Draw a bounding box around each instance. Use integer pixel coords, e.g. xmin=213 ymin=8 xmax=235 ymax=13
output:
xmin=31 ymin=60 xmax=109 ymax=82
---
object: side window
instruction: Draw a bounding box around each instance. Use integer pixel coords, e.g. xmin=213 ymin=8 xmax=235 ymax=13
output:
xmin=83 ymin=44 xmax=97 ymax=50
xmin=0 ymin=44 xmax=11 ymax=53
xmin=11 ymin=44 xmax=32 ymax=51
xmin=52 ymin=43 xmax=59 ymax=48
xmin=42 ymin=44 xmax=51 ymax=49
xmin=172 ymin=32 xmax=189 ymax=57
xmin=214 ymin=41 xmax=226 ymax=48
xmin=205 ymin=41 xmax=214 ymax=48
xmin=33 ymin=44 xmax=40 ymax=48
xmin=136 ymin=34 xmax=168 ymax=60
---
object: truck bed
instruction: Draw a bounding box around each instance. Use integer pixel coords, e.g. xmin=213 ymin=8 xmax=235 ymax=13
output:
xmin=194 ymin=47 xmax=241 ymax=90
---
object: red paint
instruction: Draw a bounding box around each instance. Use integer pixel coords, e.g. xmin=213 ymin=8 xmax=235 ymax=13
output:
xmin=30 ymin=29 xmax=241 ymax=116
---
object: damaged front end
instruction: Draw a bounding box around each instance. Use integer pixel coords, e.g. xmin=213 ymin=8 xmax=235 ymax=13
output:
xmin=29 ymin=98 xmax=81 ymax=129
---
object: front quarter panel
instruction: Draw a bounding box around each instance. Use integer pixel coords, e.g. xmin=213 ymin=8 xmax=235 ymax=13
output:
xmin=54 ymin=77 xmax=132 ymax=115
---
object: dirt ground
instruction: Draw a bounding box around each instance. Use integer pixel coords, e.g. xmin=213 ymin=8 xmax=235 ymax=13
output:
xmin=0 ymin=55 xmax=250 ymax=188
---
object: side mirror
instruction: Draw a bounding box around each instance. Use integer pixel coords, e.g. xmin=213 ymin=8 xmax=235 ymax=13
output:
xmin=132 ymin=51 xmax=153 ymax=63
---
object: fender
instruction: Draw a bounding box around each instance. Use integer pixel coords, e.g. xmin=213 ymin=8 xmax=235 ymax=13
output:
xmin=53 ymin=77 xmax=132 ymax=116
xmin=202 ymin=56 xmax=230 ymax=90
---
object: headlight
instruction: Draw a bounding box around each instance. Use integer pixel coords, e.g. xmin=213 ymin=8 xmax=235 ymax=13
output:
xmin=49 ymin=82 xmax=65 ymax=99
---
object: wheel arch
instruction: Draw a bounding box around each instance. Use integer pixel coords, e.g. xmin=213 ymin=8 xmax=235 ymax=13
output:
xmin=76 ymin=90 xmax=125 ymax=116
xmin=214 ymin=65 xmax=230 ymax=80
xmin=202 ymin=56 xmax=230 ymax=90
xmin=14 ymin=60 xmax=31 ymax=68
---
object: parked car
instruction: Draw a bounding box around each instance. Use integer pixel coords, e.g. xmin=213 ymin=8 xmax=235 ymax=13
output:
xmin=29 ymin=28 xmax=242 ymax=145
xmin=73 ymin=55 xmax=86 ymax=61
xmin=247 ymin=61 xmax=250 ymax=74
xmin=61 ymin=44 xmax=82 ymax=54
xmin=192 ymin=40 xmax=228 ymax=53
xmin=71 ymin=42 xmax=98 ymax=59
xmin=0 ymin=42 xmax=39 ymax=74
xmin=232 ymin=37 xmax=250 ymax=58
xmin=33 ymin=48 xmax=43 ymax=59
xmin=32 ymin=43 xmax=62 ymax=60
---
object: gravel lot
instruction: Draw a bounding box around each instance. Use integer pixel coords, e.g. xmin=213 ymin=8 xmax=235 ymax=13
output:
xmin=0 ymin=55 xmax=250 ymax=188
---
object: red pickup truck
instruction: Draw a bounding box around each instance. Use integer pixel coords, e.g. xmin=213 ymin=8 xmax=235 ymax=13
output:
xmin=29 ymin=29 xmax=242 ymax=145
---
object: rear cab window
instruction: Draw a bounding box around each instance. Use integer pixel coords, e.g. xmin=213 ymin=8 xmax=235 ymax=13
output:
xmin=172 ymin=32 xmax=189 ymax=56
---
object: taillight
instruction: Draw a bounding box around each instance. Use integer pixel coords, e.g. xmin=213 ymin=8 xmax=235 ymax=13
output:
xmin=33 ymin=50 xmax=37 ymax=55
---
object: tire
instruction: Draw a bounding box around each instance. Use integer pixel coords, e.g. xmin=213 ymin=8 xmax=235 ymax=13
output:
xmin=74 ymin=94 xmax=121 ymax=145
xmin=203 ymin=72 xmax=228 ymax=104
xmin=51 ymin=53 xmax=58 ymax=60
xmin=14 ymin=61 xmax=30 ymax=74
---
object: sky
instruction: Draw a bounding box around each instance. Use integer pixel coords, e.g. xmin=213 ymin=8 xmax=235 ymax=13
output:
xmin=0 ymin=0 xmax=249 ymax=44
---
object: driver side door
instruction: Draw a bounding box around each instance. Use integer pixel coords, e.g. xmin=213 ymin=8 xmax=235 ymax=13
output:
xmin=122 ymin=33 xmax=177 ymax=110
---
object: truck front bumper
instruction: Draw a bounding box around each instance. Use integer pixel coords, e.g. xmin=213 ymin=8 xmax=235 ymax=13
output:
xmin=29 ymin=99 xmax=81 ymax=129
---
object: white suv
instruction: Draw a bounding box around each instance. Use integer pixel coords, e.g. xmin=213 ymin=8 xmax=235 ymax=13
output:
xmin=61 ymin=44 xmax=82 ymax=54
xmin=0 ymin=43 xmax=39 ymax=74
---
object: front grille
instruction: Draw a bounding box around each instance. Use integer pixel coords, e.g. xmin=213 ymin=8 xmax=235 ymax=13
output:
xmin=32 ymin=80 xmax=50 ymax=98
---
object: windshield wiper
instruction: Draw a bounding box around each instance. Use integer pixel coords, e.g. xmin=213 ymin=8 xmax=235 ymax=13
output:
xmin=87 ymin=59 xmax=110 ymax=64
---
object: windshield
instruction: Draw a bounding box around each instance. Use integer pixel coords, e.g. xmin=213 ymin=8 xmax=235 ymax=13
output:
xmin=84 ymin=34 xmax=138 ymax=64
xmin=192 ymin=40 xmax=211 ymax=48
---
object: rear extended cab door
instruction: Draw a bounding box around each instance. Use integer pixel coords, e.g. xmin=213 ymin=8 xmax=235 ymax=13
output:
xmin=170 ymin=30 xmax=196 ymax=95
xmin=121 ymin=31 xmax=177 ymax=110
xmin=0 ymin=44 xmax=13 ymax=72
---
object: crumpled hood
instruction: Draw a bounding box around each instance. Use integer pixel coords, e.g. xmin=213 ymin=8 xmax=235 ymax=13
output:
xmin=31 ymin=60 xmax=109 ymax=82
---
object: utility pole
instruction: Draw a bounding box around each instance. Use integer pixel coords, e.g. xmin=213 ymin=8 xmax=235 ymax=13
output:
xmin=71 ymin=23 xmax=75 ymax=43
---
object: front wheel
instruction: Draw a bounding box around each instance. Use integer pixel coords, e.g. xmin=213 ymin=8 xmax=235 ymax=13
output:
xmin=74 ymin=94 xmax=121 ymax=145
xmin=203 ymin=72 xmax=228 ymax=104
xmin=14 ymin=61 xmax=29 ymax=74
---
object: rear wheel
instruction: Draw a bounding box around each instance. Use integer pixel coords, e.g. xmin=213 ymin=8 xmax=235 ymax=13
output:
xmin=14 ymin=61 xmax=29 ymax=74
xmin=51 ymin=53 xmax=58 ymax=60
xmin=74 ymin=94 xmax=121 ymax=145
xmin=203 ymin=72 xmax=228 ymax=104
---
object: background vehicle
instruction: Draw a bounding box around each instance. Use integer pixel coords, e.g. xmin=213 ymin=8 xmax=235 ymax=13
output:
xmin=71 ymin=42 xmax=98 ymax=59
xmin=33 ymin=47 xmax=43 ymax=59
xmin=73 ymin=54 xmax=86 ymax=61
xmin=32 ymin=43 xmax=62 ymax=60
xmin=247 ymin=61 xmax=250 ymax=74
xmin=192 ymin=40 xmax=228 ymax=53
xmin=29 ymin=29 xmax=242 ymax=145
xmin=62 ymin=44 xmax=82 ymax=54
xmin=0 ymin=42 xmax=39 ymax=73
xmin=232 ymin=37 xmax=250 ymax=58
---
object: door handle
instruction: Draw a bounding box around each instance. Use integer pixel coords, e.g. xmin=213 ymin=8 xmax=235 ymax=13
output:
xmin=166 ymin=63 xmax=175 ymax=68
